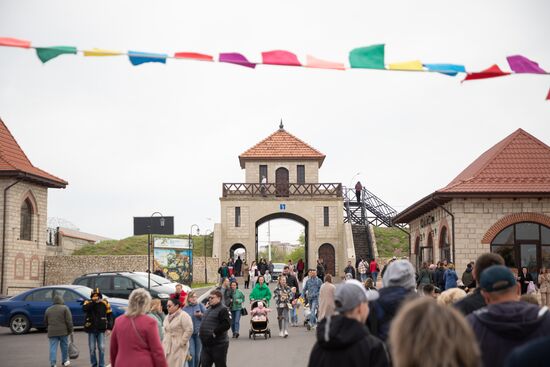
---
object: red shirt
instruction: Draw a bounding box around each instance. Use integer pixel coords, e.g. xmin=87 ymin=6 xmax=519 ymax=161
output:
xmin=370 ymin=260 xmax=378 ymax=273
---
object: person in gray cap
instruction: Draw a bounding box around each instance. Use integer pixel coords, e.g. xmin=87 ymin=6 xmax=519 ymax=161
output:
xmin=366 ymin=260 xmax=417 ymax=341
xmin=308 ymin=279 xmax=389 ymax=367
xmin=467 ymin=265 xmax=550 ymax=367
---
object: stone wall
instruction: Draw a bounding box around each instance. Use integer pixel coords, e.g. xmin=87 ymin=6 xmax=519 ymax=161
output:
xmin=44 ymin=255 xmax=219 ymax=286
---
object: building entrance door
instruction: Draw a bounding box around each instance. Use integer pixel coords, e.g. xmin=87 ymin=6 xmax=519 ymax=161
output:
xmin=318 ymin=243 xmax=335 ymax=276
xmin=275 ymin=167 xmax=289 ymax=197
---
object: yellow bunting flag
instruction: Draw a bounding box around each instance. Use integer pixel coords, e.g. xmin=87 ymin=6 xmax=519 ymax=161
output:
xmin=83 ymin=48 xmax=123 ymax=57
xmin=388 ymin=60 xmax=423 ymax=71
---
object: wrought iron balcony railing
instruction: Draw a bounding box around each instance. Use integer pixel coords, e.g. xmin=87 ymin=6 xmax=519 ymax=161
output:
xmin=222 ymin=183 xmax=342 ymax=198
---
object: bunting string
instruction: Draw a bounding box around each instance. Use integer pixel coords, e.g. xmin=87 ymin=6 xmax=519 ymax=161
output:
xmin=1 ymin=36 xmax=548 ymax=99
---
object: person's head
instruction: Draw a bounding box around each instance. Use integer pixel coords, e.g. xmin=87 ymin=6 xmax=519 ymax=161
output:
xmin=127 ymin=288 xmax=152 ymax=317
xmin=389 ymin=297 xmax=480 ymax=367
xmin=520 ymin=293 xmax=540 ymax=305
xmin=466 ymin=263 xmax=472 ymax=270
xmin=53 ymin=294 xmax=64 ymax=305
xmin=480 ymin=265 xmax=520 ymax=305
xmin=150 ymin=298 xmax=162 ymax=312
xmin=473 ymin=253 xmax=505 ymax=281
xmin=257 ymin=276 xmax=265 ymax=285
xmin=230 ymin=281 xmax=238 ymax=290
xmin=324 ymin=274 xmax=332 ymax=283
xmin=209 ymin=290 xmax=222 ymax=306
xmin=310 ymin=268 xmax=317 ymax=277
xmin=347 ymin=261 xmax=352 ymax=266
xmin=257 ymin=301 xmax=264 ymax=309
xmin=222 ymin=261 xmax=227 ymax=266
xmin=175 ymin=284 xmax=183 ymax=293
xmin=422 ymin=284 xmax=437 ymax=298
xmin=251 ymin=260 xmax=256 ymax=266
xmin=278 ymin=275 xmax=287 ymax=286
xmin=283 ymin=265 xmax=289 ymax=275
xmin=91 ymin=288 xmax=102 ymax=302
xmin=422 ymin=262 xmax=428 ymax=269
xmin=345 ymin=273 xmax=353 ymax=280
xmin=448 ymin=263 xmax=455 ymax=270
xmin=186 ymin=291 xmax=197 ymax=306
xmin=364 ymin=277 xmax=374 ymax=289
xmin=222 ymin=278 xmax=230 ymax=288
xmin=437 ymin=288 xmax=467 ymax=306
xmin=382 ymin=260 xmax=416 ymax=291
xmin=334 ymin=279 xmax=379 ymax=324
xmin=167 ymin=298 xmax=181 ymax=315
xmin=291 ymin=286 xmax=297 ymax=294
xmin=521 ymin=266 xmax=528 ymax=275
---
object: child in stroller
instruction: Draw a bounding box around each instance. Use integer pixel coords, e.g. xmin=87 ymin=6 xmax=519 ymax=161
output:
xmin=249 ymin=300 xmax=272 ymax=339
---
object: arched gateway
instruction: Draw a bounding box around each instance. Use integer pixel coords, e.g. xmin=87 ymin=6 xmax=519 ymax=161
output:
xmin=215 ymin=122 xmax=354 ymax=276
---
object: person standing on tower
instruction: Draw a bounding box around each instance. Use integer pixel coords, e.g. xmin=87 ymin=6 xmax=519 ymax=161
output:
xmin=355 ymin=181 xmax=363 ymax=204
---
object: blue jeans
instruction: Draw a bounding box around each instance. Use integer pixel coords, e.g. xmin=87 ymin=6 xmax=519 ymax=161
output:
xmin=291 ymin=305 xmax=298 ymax=324
xmin=309 ymin=298 xmax=319 ymax=327
xmin=188 ymin=334 xmax=202 ymax=367
xmin=49 ymin=335 xmax=69 ymax=366
xmin=231 ymin=309 xmax=241 ymax=335
xmin=372 ymin=272 xmax=378 ymax=284
xmin=88 ymin=332 xmax=106 ymax=367
xmin=360 ymin=273 xmax=367 ymax=282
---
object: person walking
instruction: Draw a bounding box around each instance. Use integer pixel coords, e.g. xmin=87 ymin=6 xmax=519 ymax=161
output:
xmin=433 ymin=261 xmax=446 ymax=291
xmin=218 ymin=262 xmax=229 ymax=282
xmin=369 ymin=258 xmax=379 ymax=285
xmin=539 ymin=268 xmax=550 ymax=307
xmin=147 ymin=298 xmax=165 ymax=340
xmin=274 ymin=275 xmax=293 ymax=338
xmin=467 ymin=265 xmax=550 ymax=367
xmin=199 ymin=290 xmax=231 ymax=367
xmin=229 ymin=280 xmax=245 ymax=338
xmin=358 ymin=259 xmax=368 ymax=283
xmin=443 ymin=263 xmax=458 ymax=290
xmin=297 ymin=258 xmax=305 ymax=281
xmin=303 ymin=269 xmax=323 ymax=330
xmin=163 ymin=298 xmax=193 ymax=367
xmin=308 ymin=279 xmax=388 ymax=367
xmin=355 ymin=181 xmax=362 ymax=204
xmin=234 ymin=256 xmax=243 ymax=277
xmin=243 ymin=261 xmax=250 ymax=289
xmin=416 ymin=262 xmax=433 ymax=289
xmin=283 ymin=265 xmax=300 ymax=293
xmin=317 ymin=274 xmax=336 ymax=321
xmin=250 ymin=260 xmax=258 ymax=288
xmin=44 ymin=294 xmax=73 ymax=367
xmin=218 ymin=278 xmax=232 ymax=309
xmin=344 ymin=261 xmax=356 ymax=280
xmin=250 ymin=275 xmax=272 ymax=306
xmin=110 ymin=288 xmax=167 ymax=367
xmin=183 ymin=291 xmax=206 ymax=367
xmin=462 ymin=262 xmax=475 ymax=289
xmin=83 ymin=288 xmax=113 ymax=367
xmin=316 ymin=259 xmax=326 ymax=281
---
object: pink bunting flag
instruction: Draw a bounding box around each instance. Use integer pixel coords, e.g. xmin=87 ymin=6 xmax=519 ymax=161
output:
xmin=0 ymin=37 xmax=31 ymax=48
xmin=219 ymin=53 xmax=255 ymax=68
xmin=306 ymin=55 xmax=345 ymax=70
xmin=174 ymin=52 xmax=214 ymax=62
xmin=462 ymin=64 xmax=510 ymax=82
xmin=506 ymin=55 xmax=546 ymax=74
xmin=262 ymin=50 xmax=301 ymax=66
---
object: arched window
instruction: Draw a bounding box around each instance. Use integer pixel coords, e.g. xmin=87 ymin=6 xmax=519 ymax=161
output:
xmin=20 ymin=199 xmax=33 ymax=241
xmin=439 ymin=226 xmax=450 ymax=262
xmin=491 ymin=222 xmax=550 ymax=275
xmin=419 ymin=233 xmax=434 ymax=265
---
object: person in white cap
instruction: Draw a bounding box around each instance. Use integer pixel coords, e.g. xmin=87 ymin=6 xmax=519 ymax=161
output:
xmin=307 ymin=279 xmax=389 ymax=367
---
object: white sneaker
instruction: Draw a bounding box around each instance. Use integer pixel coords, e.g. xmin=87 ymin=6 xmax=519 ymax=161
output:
xmin=284 ymin=330 xmax=288 ymax=338
xmin=63 ymin=361 xmax=71 ymax=366
xmin=279 ymin=331 xmax=284 ymax=337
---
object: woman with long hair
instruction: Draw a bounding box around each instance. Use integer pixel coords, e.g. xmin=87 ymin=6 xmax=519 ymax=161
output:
xmin=110 ymin=289 xmax=167 ymax=367
xmin=147 ymin=298 xmax=165 ymax=340
xmin=163 ymin=298 xmax=193 ymax=367
xmin=317 ymin=274 xmax=336 ymax=321
xmin=250 ymin=275 xmax=272 ymax=306
xmin=389 ymin=297 xmax=480 ymax=367
xmin=229 ymin=280 xmax=245 ymax=338
xmin=250 ymin=260 xmax=258 ymax=288
xmin=243 ymin=261 xmax=250 ymax=289
xmin=274 ymin=275 xmax=293 ymax=338
xmin=183 ymin=291 xmax=206 ymax=367
xmin=539 ymin=268 xmax=550 ymax=307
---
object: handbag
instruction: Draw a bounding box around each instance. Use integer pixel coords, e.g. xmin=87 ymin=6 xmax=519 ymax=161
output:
xmin=527 ymin=281 xmax=537 ymax=294
xmin=68 ymin=333 xmax=79 ymax=359
xmin=241 ymin=307 xmax=248 ymax=316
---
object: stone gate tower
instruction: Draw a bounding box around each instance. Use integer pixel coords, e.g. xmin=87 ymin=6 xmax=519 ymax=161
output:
xmin=213 ymin=122 xmax=355 ymax=276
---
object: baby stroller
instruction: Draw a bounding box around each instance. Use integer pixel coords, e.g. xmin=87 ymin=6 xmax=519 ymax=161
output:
xmin=303 ymin=303 xmax=312 ymax=329
xmin=249 ymin=300 xmax=272 ymax=340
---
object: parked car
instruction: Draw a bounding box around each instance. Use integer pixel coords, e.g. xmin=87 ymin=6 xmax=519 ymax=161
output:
xmin=73 ymin=271 xmax=191 ymax=310
xmin=271 ymin=263 xmax=286 ymax=282
xmin=0 ymin=285 xmax=128 ymax=334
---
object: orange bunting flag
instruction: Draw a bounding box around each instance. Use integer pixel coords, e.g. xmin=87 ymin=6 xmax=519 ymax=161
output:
xmin=462 ymin=64 xmax=510 ymax=82
xmin=305 ymin=55 xmax=345 ymax=70
xmin=262 ymin=50 xmax=301 ymax=66
xmin=0 ymin=37 xmax=31 ymax=48
xmin=174 ymin=52 xmax=214 ymax=62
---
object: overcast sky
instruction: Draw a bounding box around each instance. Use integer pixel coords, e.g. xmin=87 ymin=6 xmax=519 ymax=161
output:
xmin=0 ymin=0 xmax=548 ymax=243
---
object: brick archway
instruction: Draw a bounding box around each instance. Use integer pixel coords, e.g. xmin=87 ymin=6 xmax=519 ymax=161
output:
xmin=481 ymin=212 xmax=550 ymax=244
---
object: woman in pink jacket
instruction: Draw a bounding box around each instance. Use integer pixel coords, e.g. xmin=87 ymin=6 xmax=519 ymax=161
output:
xmin=110 ymin=289 xmax=167 ymax=367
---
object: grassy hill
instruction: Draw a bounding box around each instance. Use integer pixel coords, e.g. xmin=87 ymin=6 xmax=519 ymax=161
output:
xmin=373 ymin=227 xmax=409 ymax=259
xmin=73 ymin=234 xmax=213 ymax=256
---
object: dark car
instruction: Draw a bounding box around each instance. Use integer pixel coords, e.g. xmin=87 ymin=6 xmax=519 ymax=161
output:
xmin=73 ymin=272 xmax=190 ymax=310
xmin=0 ymin=285 xmax=128 ymax=334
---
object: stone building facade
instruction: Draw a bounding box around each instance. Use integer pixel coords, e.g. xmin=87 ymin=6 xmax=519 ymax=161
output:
xmin=215 ymin=123 xmax=354 ymax=276
xmin=395 ymin=129 xmax=550 ymax=276
xmin=0 ymin=118 xmax=67 ymax=295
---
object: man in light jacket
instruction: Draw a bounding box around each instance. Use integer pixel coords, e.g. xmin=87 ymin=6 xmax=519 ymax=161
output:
xmin=44 ymin=294 xmax=74 ymax=367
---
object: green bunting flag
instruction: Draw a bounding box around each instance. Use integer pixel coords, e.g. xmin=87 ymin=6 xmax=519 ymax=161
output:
xmin=349 ymin=44 xmax=385 ymax=69
xmin=35 ymin=46 xmax=77 ymax=63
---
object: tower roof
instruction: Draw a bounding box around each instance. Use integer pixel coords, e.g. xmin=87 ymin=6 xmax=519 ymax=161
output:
xmin=239 ymin=124 xmax=326 ymax=168
xmin=0 ymin=118 xmax=67 ymax=188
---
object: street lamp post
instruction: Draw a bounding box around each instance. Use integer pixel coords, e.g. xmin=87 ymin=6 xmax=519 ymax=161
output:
xmin=148 ymin=212 xmax=164 ymax=291
xmin=189 ymin=224 xmax=200 ymax=285
xmin=204 ymin=229 xmax=212 ymax=284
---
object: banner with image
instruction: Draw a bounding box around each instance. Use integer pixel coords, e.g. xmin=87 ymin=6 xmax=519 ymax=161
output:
xmin=153 ymin=238 xmax=193 ymax=285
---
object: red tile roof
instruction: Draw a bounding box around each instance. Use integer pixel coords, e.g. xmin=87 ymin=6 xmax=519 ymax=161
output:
xmin=239 ymin=127 xmax=326 ymax=168
xmin=0 ymin=118 xmax=67 ymax=188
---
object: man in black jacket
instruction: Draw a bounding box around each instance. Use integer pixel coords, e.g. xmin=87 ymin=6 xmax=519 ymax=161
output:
xmin=83 ymin=288 xmax=113 ymax=367
xmin=283 ymin=266 xmax=299 ymax=292
xmin=454 ymin=253 xmax=504 ymax=315
xmin=308 ymin=279 xmax=389 ymax=367
xmin=199 ymin=290 xmax=231 ymax=367
xmin=344 ymin=261 xmax=356 ymax=279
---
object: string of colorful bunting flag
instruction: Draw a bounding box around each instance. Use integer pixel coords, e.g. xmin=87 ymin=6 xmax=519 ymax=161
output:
xmin=1 ymin=37 xmax=548 ymax=99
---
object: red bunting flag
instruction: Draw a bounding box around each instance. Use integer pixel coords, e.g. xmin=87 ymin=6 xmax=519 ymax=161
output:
xmin=262 ymin=50 xmax=301 ymax=66
xmin=174 ymin=52 xmax=213 ymax=62
xmin=546 ymin=89 xmax=550 ymax=101
xmin=0 ymin=37 xmax=31 ymax=48
xmin=462 ymin=64 xmax=510 ymax=82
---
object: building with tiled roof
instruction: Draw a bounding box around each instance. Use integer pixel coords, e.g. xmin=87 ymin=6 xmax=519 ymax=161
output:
xmin=0 ymin=118 xmax=67 ymax=295
xmin=394 ymin=128 xmax=550 ymax=275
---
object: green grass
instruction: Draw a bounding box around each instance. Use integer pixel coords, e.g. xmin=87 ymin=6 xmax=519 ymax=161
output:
xmin=373 ymin=227 xmax=409 ymax=259
xmin=73 ymin=234 xmax=214 ymax=257
xmin=191 ymin=283 xmax=217 ymax=289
